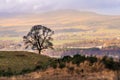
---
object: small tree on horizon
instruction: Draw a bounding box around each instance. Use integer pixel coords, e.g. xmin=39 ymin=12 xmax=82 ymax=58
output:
xmin=23 ymin=25 xmax=54 ymax=54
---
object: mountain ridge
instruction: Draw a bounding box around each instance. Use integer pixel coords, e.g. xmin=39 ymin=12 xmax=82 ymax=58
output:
xmin=0 ymin=10 xmax=120 ymax=38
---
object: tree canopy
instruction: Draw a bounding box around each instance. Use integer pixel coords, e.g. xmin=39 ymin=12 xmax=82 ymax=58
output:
xmin=23 ymin=25 xmax=54 ymax=54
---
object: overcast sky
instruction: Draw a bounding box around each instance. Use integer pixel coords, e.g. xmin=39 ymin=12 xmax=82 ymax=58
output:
xmin=0 ymin=0 xmax=120 ymax=16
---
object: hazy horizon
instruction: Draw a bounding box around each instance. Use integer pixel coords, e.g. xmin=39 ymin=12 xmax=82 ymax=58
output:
xmin=0 ymin=0 xmax=120 ymax=17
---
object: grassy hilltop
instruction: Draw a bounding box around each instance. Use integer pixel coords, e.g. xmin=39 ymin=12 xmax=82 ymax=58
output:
xmin=0 ymin=51 xmax=120 ymax=80
xmin=0 ymin=51 xmax=51 ymax=76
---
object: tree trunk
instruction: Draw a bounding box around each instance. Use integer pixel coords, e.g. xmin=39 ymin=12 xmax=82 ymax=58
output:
xmin=38 ymin=49 xmax=41 ymax=54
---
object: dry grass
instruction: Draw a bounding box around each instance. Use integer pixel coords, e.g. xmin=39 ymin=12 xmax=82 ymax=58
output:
xmin=1 ymin=60 xmax=119 ymax=80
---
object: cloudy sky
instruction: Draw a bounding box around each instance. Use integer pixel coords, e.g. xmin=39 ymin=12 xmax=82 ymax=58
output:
xmin=0 ymin=0 xmax=120 ymax=16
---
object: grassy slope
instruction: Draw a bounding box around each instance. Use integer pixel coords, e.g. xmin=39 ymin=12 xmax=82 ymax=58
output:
xmin=0 ymin=51 xmax=119 ymax=79
xmin=0 ymin=51 xmax=51 ymax=74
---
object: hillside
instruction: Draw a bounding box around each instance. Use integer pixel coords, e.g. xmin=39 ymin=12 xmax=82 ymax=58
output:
xmin=0 ymin=10 xmax=120 ymax=49
xmin=0 ymin=51 xmax=120 ymax=80
xmin=0 ymin=10 xmax=120 ymax=38
xmin=0 ymin=51 xmax=51 ymax=76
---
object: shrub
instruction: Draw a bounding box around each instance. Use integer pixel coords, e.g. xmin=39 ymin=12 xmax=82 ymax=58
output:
xmin=20 ymin=68 xmax=32 ymax=74
xmin=51 ymin=62 xmax=57 ymax=69
xmin=62 ymin=56 xmax=72 ymax=63
xmin=0 ymin=68 xmax=13 ymax=77
xmin=50 ymin=60 xmax=58 ymax=69
xmin=35 ymin=60 xmax=48 ymax=70
xmin=103 ymin=57 xmax=115 ymax=70
xmin=72 ymin=54 xmax=86 ymax=66
xmin=101 ymin=56 xmax=107 ymax=62
xmin=59 ymin=62 xmax=66 ymax=69
xmin=86 ymin=56 xmax=97 ymax=64
xmin=34 ymin=65 xmax=43 ymax=70
xmin=101 ymin=57 xmax=120 ymax=70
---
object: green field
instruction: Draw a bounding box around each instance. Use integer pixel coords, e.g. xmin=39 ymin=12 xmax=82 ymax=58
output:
xmin=0 ymin=51 xmax=51 ymax=76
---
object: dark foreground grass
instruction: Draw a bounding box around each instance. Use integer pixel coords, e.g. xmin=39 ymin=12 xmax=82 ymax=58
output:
xmin=0 ymin=51 xmax=52 ymax=76
xmin=0 ymin=51 xmax=120 ymax=78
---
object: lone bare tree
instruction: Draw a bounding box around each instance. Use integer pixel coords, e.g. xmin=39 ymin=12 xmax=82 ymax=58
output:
xmin=23 ymin=25 xmax=54 ymax=54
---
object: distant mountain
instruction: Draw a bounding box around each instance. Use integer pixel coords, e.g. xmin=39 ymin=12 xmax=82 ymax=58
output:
xmin=0 ymin=10 xmax=120 ymax=38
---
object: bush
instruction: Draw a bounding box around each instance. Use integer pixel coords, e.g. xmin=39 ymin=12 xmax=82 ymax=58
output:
xmin=0 ymin=68 xmax=13 ymax=77
xmin=101 ymin=56 xmax=107 ymax=62
xmin=62 ymin=56 xmax=72 ymax=63
xmin=103 ymin=57 xmax=115 ymax=70
xmin=50 ymin=60 xmax=58 ymax=69
xmin=20 ymin=68 xmax=32 ymax=74
xmin=34 ymin=65 xmax=43 ymax=70
xmin=35 ymin=60 xmax=48 ymax=70
xmin=51 ymin=62 xmax=57 ymax=69
xmin=86 ymin=56 xmax=97 ymax=64
xmin=72 ymin=54 xmax=86 ymax=66
xmin=59 ymin=62 xmax=66 ymax=69
xmin=101 ymin=56 xmax=120 ymax=70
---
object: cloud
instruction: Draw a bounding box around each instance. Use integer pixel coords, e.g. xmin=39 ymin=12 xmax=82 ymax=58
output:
xmin=0 ymin=0 xmax=120 ymax=15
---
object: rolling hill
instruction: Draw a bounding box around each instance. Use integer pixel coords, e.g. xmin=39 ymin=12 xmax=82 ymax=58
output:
xmin=0 ymin=10 xmax=120 ymax=43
